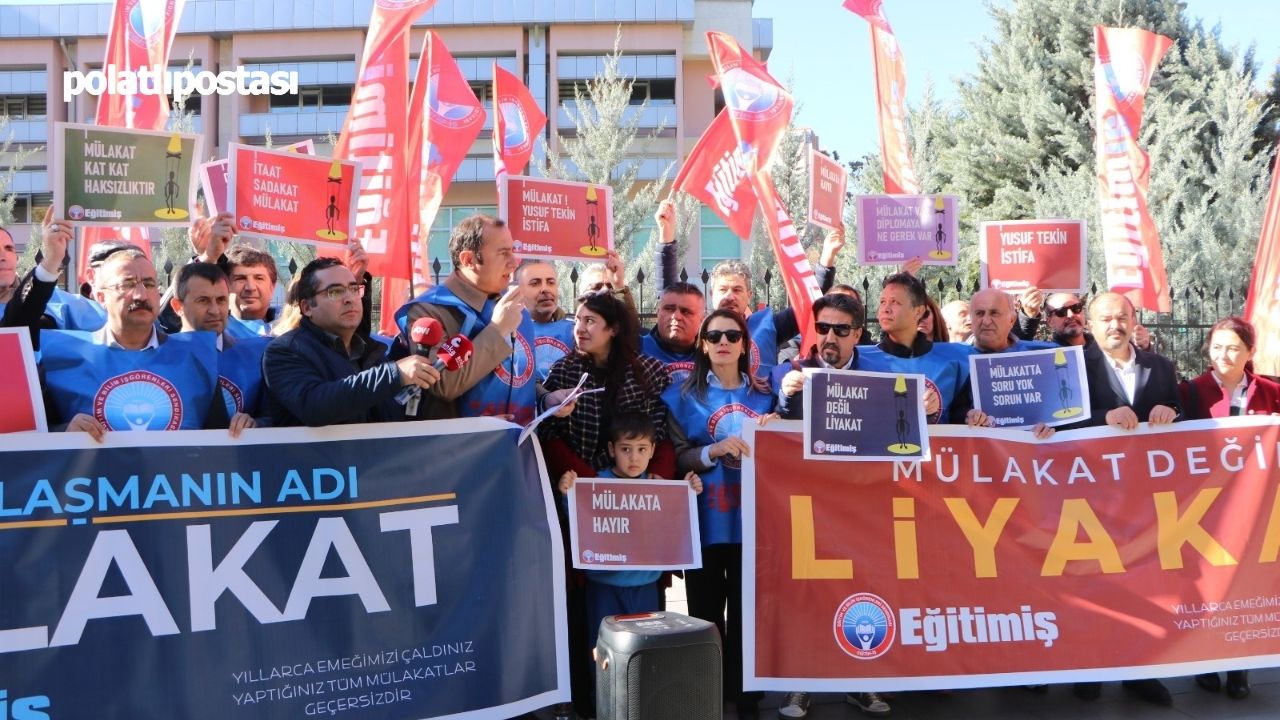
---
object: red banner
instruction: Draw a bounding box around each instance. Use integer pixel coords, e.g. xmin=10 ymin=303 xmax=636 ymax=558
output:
xmin=0 ymin=328 xmax=46 ymax=433
xmin=407 ymin=30 xmax=485 ymax=263
xmin=808 ymin=148 xmax=848 ymax=231
xmin=1093 ymin=25 xmax=1173 ymax=312
xmin=745 ymin=419 xmax=1280 ymax=689
xmin=751 ymin=171 xmax=822 ymax=355
xmin=842 ymin=0 xmax=920 ymax=195
xmin=501 ymin=176 xmax=613 ymax=261
xmin=333 ymin=0 xmax=436 ymax=277
xmin=706 ymin=31 xmax=793 ymax=177
xmin=197 ymin=139 xmax=314 ymax=214
xmin=1246 ymin=150 xmax=1280 ymax=377
xmin=979 ymin=219 xmax=1087 ymax=293
xmin=672 ymin=109 xmax=756 ymax=240
xmin=568 ymin=478 xmax=701 ymax=571
xmin=492 ymin=64 xmax=547 ymax=183
xmin=226 ymin=144 xmax=359 ymax=246
xmin=77 ymin=0 xmax=184 ymax=282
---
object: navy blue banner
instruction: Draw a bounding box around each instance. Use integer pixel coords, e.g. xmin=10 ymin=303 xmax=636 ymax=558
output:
xmin=0 ymin=419 xmax=568 ymax=719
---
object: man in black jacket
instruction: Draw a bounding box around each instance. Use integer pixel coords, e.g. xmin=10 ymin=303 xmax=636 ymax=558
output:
xmin=262 ymin=258 xmax=440 ymax=426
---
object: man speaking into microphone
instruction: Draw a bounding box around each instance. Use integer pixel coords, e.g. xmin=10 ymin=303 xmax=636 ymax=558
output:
xmin=263 ymin=258 xmax=442 ymax=426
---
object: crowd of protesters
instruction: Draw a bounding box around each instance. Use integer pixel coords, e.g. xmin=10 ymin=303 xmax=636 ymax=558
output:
xmin=1 ymin=198 xmax=1277 ymax=720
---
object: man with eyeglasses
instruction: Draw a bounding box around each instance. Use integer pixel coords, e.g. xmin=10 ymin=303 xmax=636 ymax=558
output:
xmin=39 ymin=247 xmax=231 ymax=439
xmin=769 ymin=292 xmax=893 ymax=719
xmin=394 ymin=215 xmax=532 ymax=423
xmin=263 ymin=258 xmax=441 ymax=426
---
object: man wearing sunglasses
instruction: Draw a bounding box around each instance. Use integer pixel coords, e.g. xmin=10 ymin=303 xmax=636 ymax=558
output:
xmin=1045 ymin=293 xmax=1088 ymax=346
xmin=774 ymin=294 xmax=865 ymax=419
xmin=770 ymin=293 xmax=893 ymax=719
xmin=264 ymin=258 xmax=441 ymax=426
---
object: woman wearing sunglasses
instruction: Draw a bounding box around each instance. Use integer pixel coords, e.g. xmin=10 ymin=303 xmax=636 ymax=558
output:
xmin=663 ymin=309 xmax=777 ymax=717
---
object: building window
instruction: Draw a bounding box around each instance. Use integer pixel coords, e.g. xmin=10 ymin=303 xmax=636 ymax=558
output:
xmin=1 ymin=95 xmax=46 ymax=118
xmin=699 ymin=206 xmax=741 ymax=271
xmin=269 ymin=86 xmax=350 ymax=114
xmin=630 ymin=78 xmax=676 ymax=106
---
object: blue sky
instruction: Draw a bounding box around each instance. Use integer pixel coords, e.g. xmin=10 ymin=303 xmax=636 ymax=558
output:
xmin=756 ymin=0 xmax=1280 ymax=160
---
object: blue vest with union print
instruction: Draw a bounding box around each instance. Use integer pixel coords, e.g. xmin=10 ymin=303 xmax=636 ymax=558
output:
xmin=641 ymin=330 xmax=696 ymax=387
xmin=395 ymin=284 xmax=538 ymax=425
xmin=218 ymin=335 xmax=270 ymax=417
xmin=747 ymin=308 xmax=778 ymax=385
xmin=533 ymin=317 xmax=576 ymax=381
xmin=859 ymin=342 xmax=975 ymax=423
xmin=42 ymin=288 xmax=107 ymax=331
xmin=224 ymin=315 xmax=273 ymax=340
xmin=40 ymin=330 xmax=219 ymax=431
xmin=661 ymin=377 xmax=774 ymax=546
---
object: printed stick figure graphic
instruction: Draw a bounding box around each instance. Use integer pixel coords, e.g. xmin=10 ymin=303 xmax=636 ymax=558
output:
xmin=1051 ymin=348 xmax=1083 ymax=418
xmin=887 ymin=375 xmax=921 ymax=454
xmin=317 ymin=160 xmax=348 ymax=241
xmin=581 ymin=184 xmax=605 ymax=256
xmin=326 ymin=194 xmax=339 ymax=235
xmin=154 ymin=133 xmax=189 ymax=220
xmin=929 ymin=195 xmax=950 ymax=259
xmin=165 ymin=170 xmax=178 ymax=213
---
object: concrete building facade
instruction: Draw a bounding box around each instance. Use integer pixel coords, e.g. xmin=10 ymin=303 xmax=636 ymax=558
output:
xmin=0 ymin=0 xmax=773 ymax=278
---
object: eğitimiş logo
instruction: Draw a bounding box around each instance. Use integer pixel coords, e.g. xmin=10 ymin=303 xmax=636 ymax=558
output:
xmin=719 ymin=67 xmax=783 ymax=120
xmin=813 ymin=440 xmax=827 ymax=454
xmin=93 ymin=370 xmax=183 ymax=431
xmin=833 ymin=592 xmax=896 ymax=660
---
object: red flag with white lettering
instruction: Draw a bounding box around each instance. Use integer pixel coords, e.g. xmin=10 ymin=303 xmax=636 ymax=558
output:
xmin=333 ymin=0 xmax=437 ymax=278
xmin=406 ymin=31 xmax=485 ymax=275
xmin=672 ymin=110 xmax=757 ymax=240
xmin=751 ymin=170 xmax=822 ymax=354
xmin=77 ymin=0 xmax=185 ymax=281
xmin=492 ymin=63 xmax=547 ymax=183
xmin=842 ymin=0 xmax=920 ymax=195
xmin=1093 ymin=25 xmax=1173 ymax=312
xmin=706 ymin=31 xmax=794 ymax=177
xmin=1245 ymin=150 xmax=1280 ymax=377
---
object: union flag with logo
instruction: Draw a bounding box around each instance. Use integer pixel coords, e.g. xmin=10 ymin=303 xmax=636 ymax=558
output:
xmin=706 ymin=31 xmax=794 ymax=177
xmin=492 ymin=64 xmax=547 ymax=182
xmin=672 ymin=110 xmax=757 ymax=240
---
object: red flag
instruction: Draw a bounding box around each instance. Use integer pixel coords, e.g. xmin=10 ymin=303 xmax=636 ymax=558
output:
xmin=842 ymin=0 xmax=920 ymax=195
xmin=751 ymin=170 xmax=822 ymax=354
xmin=407 ymin=31 xmax=485 ymax=275
xmin=492 ymin=63 xmax=547 ymax=183
xmin=1246 ymin=150 xmax=1280 ymax=377
xmin=706 ymin=31 xmax=793 ymax=176
xmin=673 ymin=110 xmax=757 ymax=240
xmin=1093 ymin=25 xmax=1173 ymax=312
xmin=332 ymin=0 xmax=436 ymax=278
xmin=78 ymin=0 xmax=184 ymax=282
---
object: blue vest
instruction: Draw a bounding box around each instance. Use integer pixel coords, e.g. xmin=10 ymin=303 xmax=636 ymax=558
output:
xmin=43 ymin=289 xmax=107 ymax=331
xmin=533 ymin=317 xmax=576 ymax=381
xmin=662 ymin=377 xmax=774 ymax=546
xmin=859 ymin=342 xmax=975 ymax=423
xmin=395 ymin=285 xmax=538 ymax=425
xmin=218 ymin=335 xmax=270 ymax=417
xmin=1008 ymin=339 xmax=1057 ymax=352
xmin=747 ymin=308 xmax=778 ymax=384
xmin=41 ymin=330 xmax=219 ymax=431
xmin=225 ymin=315 xmax=272 ymax=340
xmin=641 ymin=331 xmax=696 ymax=387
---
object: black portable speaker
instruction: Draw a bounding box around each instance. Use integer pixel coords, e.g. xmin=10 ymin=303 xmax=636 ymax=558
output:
xmin=594 ymin=611 xmax=722 ymax=720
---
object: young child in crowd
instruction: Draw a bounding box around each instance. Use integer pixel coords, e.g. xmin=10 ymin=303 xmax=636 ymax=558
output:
xmin=558 ymin=412 xmax=703 ymax=653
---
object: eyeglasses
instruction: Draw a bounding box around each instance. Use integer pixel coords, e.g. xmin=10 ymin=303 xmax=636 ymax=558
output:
xmin=317 ymin=283 xmax=365 ymax=301
xmin=816 ymin=322 xmax=854 ymax=337
xmin=702 ymin=329 xmax=744 ymax=344
xmin=1050 ymin=302 xmax=1085 ymax=318
xmin=102 ymin=278 xmax=159 ymax=293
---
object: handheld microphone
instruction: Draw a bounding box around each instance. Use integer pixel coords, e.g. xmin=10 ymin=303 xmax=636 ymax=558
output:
xmin=399 ymin=317 xmax=446 ymax=413
xmin=434 ymin=334 xmax=475 ymax=371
